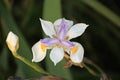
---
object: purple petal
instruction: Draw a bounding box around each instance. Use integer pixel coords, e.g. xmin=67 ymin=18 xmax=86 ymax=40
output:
xmin=61 ymin=40 xmax=74 ymax=48
xmin=40 ymin=38 xmax=59 ymax=46
xmin=58 ymin=19 xmax=68 ymax=40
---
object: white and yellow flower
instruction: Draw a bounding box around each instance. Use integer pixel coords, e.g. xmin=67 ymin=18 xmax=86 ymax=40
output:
xmin=32 ymin=18 xmax=88 ymax=65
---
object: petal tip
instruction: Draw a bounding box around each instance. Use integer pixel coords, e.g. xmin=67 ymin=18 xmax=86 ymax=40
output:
xmin=53 ymin=62 xmax=57 ymax=66
xmin=86 ymin=24 xmax=89 ymax=27
xmin=32 ymin=59 xmax=34 ymax=62
xmin=81 ymin=23 xmax=89 ymax=28
xmin=32 ymin=59 xmax=39 ymax=63
xmin=39 ymin=18 xmax=43 ymax=22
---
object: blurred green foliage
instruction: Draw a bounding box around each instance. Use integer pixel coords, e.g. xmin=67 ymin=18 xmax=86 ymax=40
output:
xmin=0 ymin=0 xmax=120 ymax=80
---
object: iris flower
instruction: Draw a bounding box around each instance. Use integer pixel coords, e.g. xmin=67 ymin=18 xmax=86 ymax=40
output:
xmin=32 ymin=18 xmax=88 ymax=65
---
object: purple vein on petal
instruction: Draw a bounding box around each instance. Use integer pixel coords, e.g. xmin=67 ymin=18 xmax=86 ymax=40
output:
xmin=58 ymin=19 xmax=68 ymax=40
xmin=61 ymin=40 xmax=74 ymax=48
xmin=40 ymin=38 xmax=59 ymax=46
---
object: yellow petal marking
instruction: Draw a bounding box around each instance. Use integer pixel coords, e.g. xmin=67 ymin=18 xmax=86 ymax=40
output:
xmin=41 ymin=43 xmax=47 ymax=52
xmin=70 ymin=45 xmax=78 ymax=54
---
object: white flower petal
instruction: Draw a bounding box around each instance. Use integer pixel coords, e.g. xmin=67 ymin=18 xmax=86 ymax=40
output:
xmin=32 ymin=41 xmax=47 ymax=62
xmin=50 ymin=47 xmax=64 ymax=65
xmin=40 ymin=18 xmax=56 ymax=37
xmin=6 ymin=31 xmax=19 ymax=52
xmin=67 ymin=23 xmax=88 ymax=40
xmin=70 ymin=42 xmax=84 ymax=63
xmin=54 ymin=18 xmax=73 ymax=32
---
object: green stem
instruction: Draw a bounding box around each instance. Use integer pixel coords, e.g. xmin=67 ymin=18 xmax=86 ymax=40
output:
xmin=12 ymin=52 xmax=49 ymax=75
xmin=83 ymin=63 xmax=100 ymax=77
xmin=83 ymin=58 xmax=109 ymax=79
xmin=90 ymin=62 xmax=104 ymax=74
xmin=83 ymin=58 xmax=105 ymax=74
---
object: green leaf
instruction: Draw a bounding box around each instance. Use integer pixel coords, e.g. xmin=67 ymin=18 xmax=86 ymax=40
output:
xmin=0 ymin=1 xmax=42 ymax=78
xmin=81 ymin=0 xmax=120 ymax=27
xmin=43 ymin=0 xmax=62 ymax=22
xmin=0 ymin=46 xmax=9 ymax=80
xmin=43 ymin=0 xmax=72 ymax=80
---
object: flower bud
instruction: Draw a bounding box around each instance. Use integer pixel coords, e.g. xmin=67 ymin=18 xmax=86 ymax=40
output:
xmin=6 ymin=31 xmax=19 ymax=52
